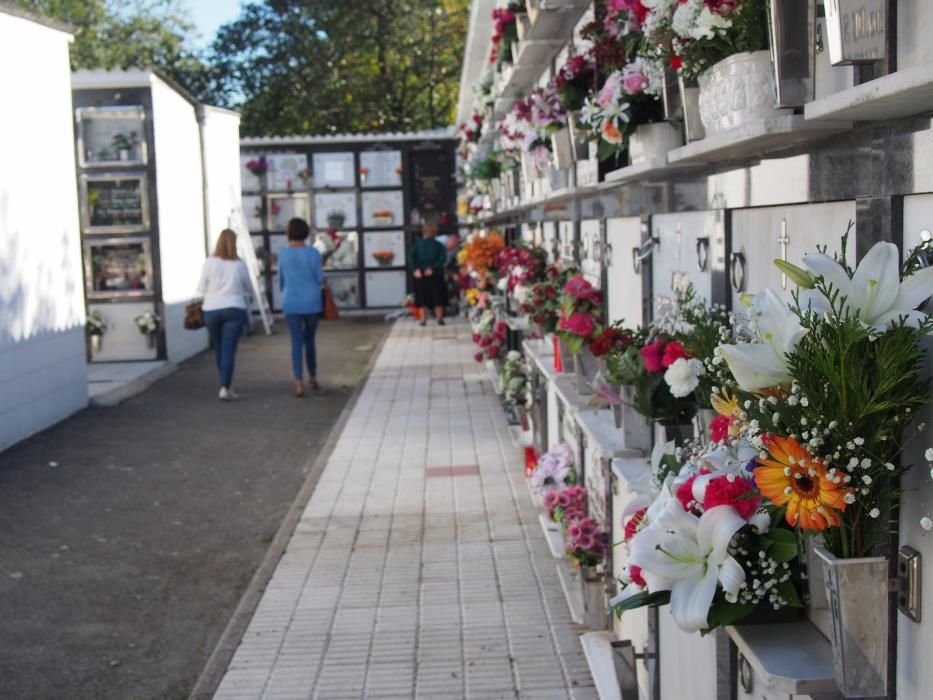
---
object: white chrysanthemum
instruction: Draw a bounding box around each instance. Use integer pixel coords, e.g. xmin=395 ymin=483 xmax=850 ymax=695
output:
xmin=664 ymin=358 xmax=704 ymax=398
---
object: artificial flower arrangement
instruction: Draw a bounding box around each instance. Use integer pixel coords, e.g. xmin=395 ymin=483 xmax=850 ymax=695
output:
xmin=637 ymin=0 xmax=769 ymax=82
xmin=489 ymin=3 xmax=524 ymax=69
xmin=133 ymin=310 xmax=160 ymax=336
xmin=600 ymin=284 xmax=730 ymax=424
xmin=612 ymin=433 xmax=804 ymax=633
xmin=458 ymin=112 xmax=484 ymax=145
xmin=500 ymin=89 xmax=567 ymax=175
xmin=495 ymin=244 xmax=548 ymax=294
xmin=521 ymin=262 xmax=580 ymax=334
xmin=111 ymin=131 xmax=139 ymax=154
xmin=458 ymin=230 xmax=506 ymax=283
xmin=555 ymin=54 xmax=597 ymax=113
xmin=245 ymin=156 xmax=267 ymax=176
xmin=565 ymin=515 xmax=608 ymax=568
xmin=471 ymin=310 xmax=508 ymax=362
xmin=86 ymin=311 xmax=107 ymax=337
xmin=313 ymin=231 xmax=341 ymax=262
xmin=531 ymin=443 xmax=576 ymax=495
xmin=711 ymin=232 xmax=933 ymax=560
xmin=501 ymin=350 xmax=531 ymax=411
xmin=371 ymin=251 xmax=395 ymax=266
xmin=555 ymin=275 xmax=605 ymax=356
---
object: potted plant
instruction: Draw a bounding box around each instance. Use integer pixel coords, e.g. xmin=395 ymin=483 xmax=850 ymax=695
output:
xmin=86 ymin=311 xmax=107 ymax=353
xmin=371 ymin=209 xmax=394 ymax=226
xmin=326 ymin=210 xmax=346 ymax=229
xmin=245 ymin=156 xmax=268 ymax=177
xmin=371 ymin=250 xmax=395 ymax=267
xmin=111 ymin=131 xmax=139 ymax=161
xmin=712 ymin=233 xmax=933 ymax=697
xmin=134 ymin=310 xmax=161 ymax=349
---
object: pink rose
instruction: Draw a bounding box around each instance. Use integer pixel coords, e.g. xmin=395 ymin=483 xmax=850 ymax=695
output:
xmin=564 ymin=276 xmax=594 ymax=299
xmin=623 ymin=72 xmax=648 ymax=95
xmin=640 ymin=340 xmax=666 ymax=373
xmin=566 ymin=313 xmax=595 ymax=340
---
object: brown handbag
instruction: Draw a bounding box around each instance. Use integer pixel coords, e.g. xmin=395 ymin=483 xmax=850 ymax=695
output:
xmin=184 ymin=301 xmax=204 ymax=330
xmin=322 ymin=285 xmax=340 ymax=321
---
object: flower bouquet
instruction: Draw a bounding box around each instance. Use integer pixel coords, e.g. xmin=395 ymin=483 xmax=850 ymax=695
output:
xmin=502 ymin=350 xmax=531 ymax=426
xmin=556 ymin=275 xmax=604 ymax=394
xmin=519 ymin=262 xmax=578 ymax=337
xmin=245 ymin=156 xmax=267 ymax=177
xmin=134 ymin=310 xmax=160 ymax=348
xmin=532 ymin=443 xmax=577 ymax=497
xmin=471 ymin=310 xmax=508 ymax=364
xmin=111 ymin=131 xmax=139 ymax=160
xmin=612 ymin=432 xmax=804 ymax=634
xmin=490 ymin=3 xmax=523 ymax=69
xmin=371 ymin=251 xmax=395 ymax=267
xmin=495 ymin=244 xmax=547 ymax=295
xmin=544 ymin=484 xmax=587 ymax=525
xmin=458 ymin=231 xmax=506 ymax=284
xmin=709 ymin=231 xmax=933 ymax=695
xmin=313 ymin=231 xmax=340 ymax=262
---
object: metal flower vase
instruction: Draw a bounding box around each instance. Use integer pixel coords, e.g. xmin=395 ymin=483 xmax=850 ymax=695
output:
xmin=90 ymin=334 xmax=102 ymax=354
xmin=571 ymin=347 xmax=596 ymax=396
xmin=581 ymin=565 xmax=608 ymax=630
xmin=814 ymin=545 xmax=889 ymax=698
xmin=620 ymin=385 xmax=651 ymax=452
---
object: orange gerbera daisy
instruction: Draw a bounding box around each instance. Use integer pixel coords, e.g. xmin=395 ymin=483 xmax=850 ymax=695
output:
xmin=754 ymin=435 xmax=850 ymax=532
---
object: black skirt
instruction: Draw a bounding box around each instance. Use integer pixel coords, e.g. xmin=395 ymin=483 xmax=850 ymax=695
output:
xmin=414 ymin=273 xmax=448 ymax=308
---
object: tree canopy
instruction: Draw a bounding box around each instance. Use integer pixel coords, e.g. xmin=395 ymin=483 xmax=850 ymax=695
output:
xmin=207 ymin=0 xmax=470 ymax=135
xmin=9 ymin=0 xmax=210 ymax=96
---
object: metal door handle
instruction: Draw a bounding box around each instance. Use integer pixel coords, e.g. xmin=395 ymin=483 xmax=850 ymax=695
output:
xmin=730 ymin=251 xmax=747 ymax=292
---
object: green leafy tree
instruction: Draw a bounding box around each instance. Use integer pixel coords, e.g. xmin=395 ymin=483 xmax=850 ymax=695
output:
xmin=9 ymin=0 xmax=210 ymax=98
xmin=208 ymin=0 xmax=470 ymax=135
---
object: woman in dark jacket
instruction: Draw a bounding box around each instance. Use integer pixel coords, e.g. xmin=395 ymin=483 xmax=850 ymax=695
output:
xmin=408 ymin=221 xmax=449 ymax=326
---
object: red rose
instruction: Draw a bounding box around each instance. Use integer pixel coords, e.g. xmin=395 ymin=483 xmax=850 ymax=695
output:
xmin=473 ymin=352 xmax=483 ymax=362
xmin=545 ymin=286 xmax=556 ymax=299
xmin=661 ymin=341 xmax=690 ymax=368
xmin=639 ymin=340 xmax=666 ymax=373
xmin=703 ymin=475 xmax=761 ymax=520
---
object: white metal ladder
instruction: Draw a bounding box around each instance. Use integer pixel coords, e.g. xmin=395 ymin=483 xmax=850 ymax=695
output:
xmin=228 ymin=207 xmax=273 ymax=335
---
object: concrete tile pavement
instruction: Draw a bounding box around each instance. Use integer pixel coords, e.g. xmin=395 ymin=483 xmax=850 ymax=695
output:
xmin=213 ymin=319 xmax=596 ymax=700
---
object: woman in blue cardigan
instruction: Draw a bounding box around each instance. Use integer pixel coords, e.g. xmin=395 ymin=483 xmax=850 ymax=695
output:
xmin=408 ymin=221 xmax=449 ymax=326
xmin=279 ymin=218 xmax=325 ymax=396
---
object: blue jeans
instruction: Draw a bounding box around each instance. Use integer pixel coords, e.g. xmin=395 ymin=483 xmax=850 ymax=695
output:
xmin=286 ymin=313 xmax=320 ymax=379
xmin=204 ymin=307 xmax=247 ymax=388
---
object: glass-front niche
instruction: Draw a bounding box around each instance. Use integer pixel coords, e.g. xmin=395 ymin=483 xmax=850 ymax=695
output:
xmin=80 ymin=174 xmax=150 ymax=233
xmin=84 ymin=237 xmax=154 ymax=299
xmin=76 ymin=106 xmax=148 ymax=168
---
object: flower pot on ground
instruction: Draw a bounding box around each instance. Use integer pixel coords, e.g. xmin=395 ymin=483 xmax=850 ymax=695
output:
xmin=813 ymin=545 xmax=888 ymax=698
xmin=627 ymin=122 xmax=684 ymax=165
xmin=697 ymin=51 xmax=788 ymax=135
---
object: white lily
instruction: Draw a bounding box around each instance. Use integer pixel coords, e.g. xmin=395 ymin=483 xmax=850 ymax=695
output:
xmin=718 ymin=288 xmax=807 ymax=392
xmin=629 ymin=500 xmax=747 ymax=633
xmin=800 ymin=241 xmax=933 ymax=331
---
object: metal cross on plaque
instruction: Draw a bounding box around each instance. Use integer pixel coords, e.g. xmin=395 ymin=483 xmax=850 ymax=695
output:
xmin=778 ymin=219 xmax=790 ymax=289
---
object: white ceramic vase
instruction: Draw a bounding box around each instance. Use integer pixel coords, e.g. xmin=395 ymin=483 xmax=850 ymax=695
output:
xmin=627 ymin=122 xmax=684 ymax=165
xmin=697 ymin=50 xmax=788 ymax=135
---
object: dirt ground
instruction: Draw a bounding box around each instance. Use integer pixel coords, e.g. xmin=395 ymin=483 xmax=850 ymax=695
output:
xmin=0 ymin=318 xmax=390 ymax=700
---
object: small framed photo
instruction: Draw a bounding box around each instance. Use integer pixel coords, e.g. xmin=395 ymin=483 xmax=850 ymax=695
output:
xmin=266 ymin=193 xmax=311 ymax=231
xmin=76 ymin=106 xmax=148 ymax=168
xmin=80 ymin=174 xmax=150 ymax=233
xmin=84 ymin=237 xmax=154 ymax=299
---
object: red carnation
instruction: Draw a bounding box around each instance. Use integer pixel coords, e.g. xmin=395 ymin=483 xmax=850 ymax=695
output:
xmin=709 ymin=414 xmax=731 ymax=443
xmin=661 ymin=341 xmax=689 ymax=368
xmin=639 ymin=340 xmax=666 ymax=373
xmin=703 ymin=475 xmax=760 ymax=520
xmin=624 ymin=508 xmax=646 ymax=541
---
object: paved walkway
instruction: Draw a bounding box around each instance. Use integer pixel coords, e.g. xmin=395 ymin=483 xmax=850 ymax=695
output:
xmin=213 ymin=319 xmax=596 ymax=700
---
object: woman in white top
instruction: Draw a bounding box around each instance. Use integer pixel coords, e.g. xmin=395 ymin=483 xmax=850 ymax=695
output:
xmin=197 ymin=229 xmax=253 ymax=400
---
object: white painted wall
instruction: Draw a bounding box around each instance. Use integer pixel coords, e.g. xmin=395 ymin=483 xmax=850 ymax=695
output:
xmin=0 ymin=12 xmax=87 ymax=452
xmin=200 ymin=106 xmax=242 ymax=248
xmin=150 ymin=75 xmax=208 ymax=363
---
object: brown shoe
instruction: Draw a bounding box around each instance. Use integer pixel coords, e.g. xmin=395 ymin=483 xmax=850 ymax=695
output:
xmin=293 ymin=379 xmax=304 ymax=397
xmin=307 ymin=377 xmax=319 ymax=392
